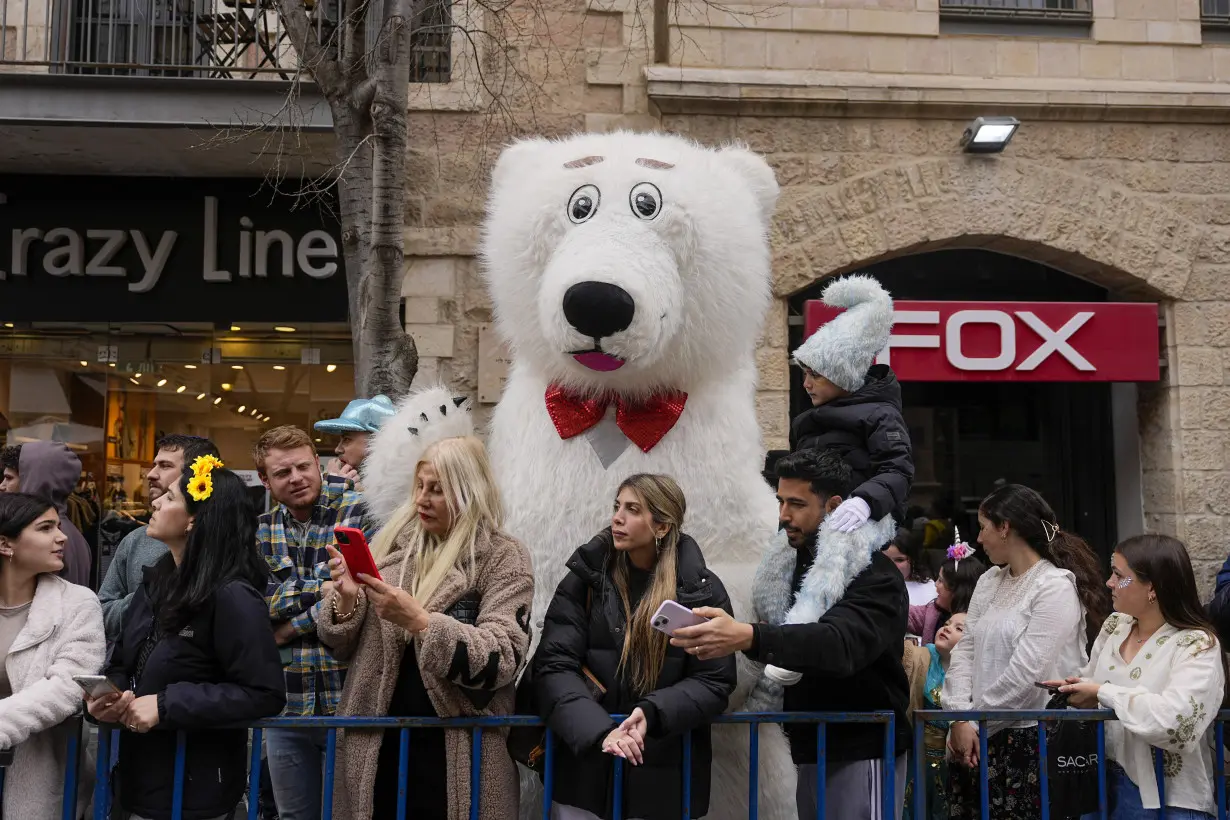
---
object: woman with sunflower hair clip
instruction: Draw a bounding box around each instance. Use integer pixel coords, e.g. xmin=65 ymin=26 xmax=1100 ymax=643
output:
xmin=88 ymin=455 xmax=286 ymax=820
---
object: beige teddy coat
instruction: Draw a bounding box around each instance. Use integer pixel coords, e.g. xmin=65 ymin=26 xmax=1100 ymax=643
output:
xmin=318 ymin=527 xmax=534 ymax=820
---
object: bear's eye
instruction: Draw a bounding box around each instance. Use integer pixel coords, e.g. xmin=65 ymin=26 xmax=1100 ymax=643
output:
xmin=629 ymin=182 xmax=662 ymax=220
xmin=568 ymin=185 xmax=600 ymax=224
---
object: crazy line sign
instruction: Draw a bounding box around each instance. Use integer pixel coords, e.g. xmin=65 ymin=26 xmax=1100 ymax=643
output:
xmin=804 ymin=300 xmax=1160 ymax=382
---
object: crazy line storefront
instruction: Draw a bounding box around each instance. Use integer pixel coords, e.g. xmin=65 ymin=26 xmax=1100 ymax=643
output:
xmin=802 ymin=291 xmax=1162 ymax=562
xmin=0 ymin=174 xmax=356 ymax=558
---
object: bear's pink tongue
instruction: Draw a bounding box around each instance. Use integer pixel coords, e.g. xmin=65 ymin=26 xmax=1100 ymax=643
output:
xmin=573 ymin=352 xmax=625 ymax=372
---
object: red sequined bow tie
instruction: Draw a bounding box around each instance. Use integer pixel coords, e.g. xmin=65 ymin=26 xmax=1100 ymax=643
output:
xmin=545 ymin=385 xmax=688 ymax=453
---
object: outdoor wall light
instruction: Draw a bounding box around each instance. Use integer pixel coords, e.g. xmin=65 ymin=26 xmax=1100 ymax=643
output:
xmin=960 ymin=116 xmax=1020 ymax=154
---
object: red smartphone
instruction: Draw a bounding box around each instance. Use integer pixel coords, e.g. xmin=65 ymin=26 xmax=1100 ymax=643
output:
xmin=335 ymin=527 xmax=382 ymax=583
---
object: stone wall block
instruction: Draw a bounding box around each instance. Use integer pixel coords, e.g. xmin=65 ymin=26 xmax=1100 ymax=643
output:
xmin=754 ymin=391 xmax=790 ymax=439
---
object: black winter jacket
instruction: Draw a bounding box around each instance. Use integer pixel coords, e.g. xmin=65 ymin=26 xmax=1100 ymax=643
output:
xmin=745 ymin=550 xmax=911 ymax=765
xmin=790 ymin=364 xmax=914 ymax=522
xmin=105 ymin=556 xmax=286 ymax=820
xmin=534 ymin=531 xmax=737 ymax=820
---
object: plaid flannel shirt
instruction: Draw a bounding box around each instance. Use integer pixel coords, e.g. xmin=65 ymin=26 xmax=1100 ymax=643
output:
xmin=259 ymin=476 xmax=373 ymax=717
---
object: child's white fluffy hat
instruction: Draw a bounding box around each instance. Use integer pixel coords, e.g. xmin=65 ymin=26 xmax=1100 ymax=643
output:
xmin=791 ymin=274 xmax=894 ymax=393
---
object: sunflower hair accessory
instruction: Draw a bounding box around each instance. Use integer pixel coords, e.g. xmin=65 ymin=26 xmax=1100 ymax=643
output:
xmin=947 ymin=528 xmax=972 ymax=570
xmin=187 ymin=455 xmax=225 ymax=502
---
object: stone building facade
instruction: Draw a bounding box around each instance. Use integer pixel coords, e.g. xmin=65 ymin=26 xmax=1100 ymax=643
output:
xmin=400 ymin=0 xmax=1230 ymax=587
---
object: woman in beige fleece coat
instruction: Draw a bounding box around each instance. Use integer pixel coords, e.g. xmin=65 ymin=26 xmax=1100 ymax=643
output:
xmin=319 ymin=435 xmax=533 ymax=820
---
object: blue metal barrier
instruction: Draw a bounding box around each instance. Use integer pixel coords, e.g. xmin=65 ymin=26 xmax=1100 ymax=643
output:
xmin=23 ymin=708 xmax=1230 ymax=820
xmin=913 ymin=709 xmax=1230 ymax=820
xmin=19 ymin=712 xmax=895 ymax=820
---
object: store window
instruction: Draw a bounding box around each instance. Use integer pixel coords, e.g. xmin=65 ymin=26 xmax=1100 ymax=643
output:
xmin=0 ymin=321 xmax=354 ymax=519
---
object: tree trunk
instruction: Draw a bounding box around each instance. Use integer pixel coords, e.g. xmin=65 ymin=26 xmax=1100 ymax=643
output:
xmin=357 ymin=0 xmax=418 ymax=400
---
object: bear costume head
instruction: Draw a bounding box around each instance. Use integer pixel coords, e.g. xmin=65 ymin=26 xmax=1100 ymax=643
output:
xmin=480 ymin=131 xmax=779 ymax=396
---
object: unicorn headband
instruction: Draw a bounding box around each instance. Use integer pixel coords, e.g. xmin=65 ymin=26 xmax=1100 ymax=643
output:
xmin=947 ymin=527 xmax=972 ymax=570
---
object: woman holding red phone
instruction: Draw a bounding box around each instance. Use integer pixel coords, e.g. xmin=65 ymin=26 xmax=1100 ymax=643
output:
xmin=533 ymin=474 xmax=736 ymax=820
xmin=318 ymin=435 xmax=533 ymax=820
xmin=0 ymin=491 xmax=105 ymax=820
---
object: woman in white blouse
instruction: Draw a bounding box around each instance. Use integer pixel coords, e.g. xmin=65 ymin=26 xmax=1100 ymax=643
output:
xmin=1050 ymin=534 xmax=1226 ymax=819
xmin=942 ymin=483 xmax=1110 ymax=819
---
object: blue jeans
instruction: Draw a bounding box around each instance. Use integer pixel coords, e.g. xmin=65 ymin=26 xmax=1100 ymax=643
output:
xmin=1080 ymin=761 xmax=1214 ymax=820
xmin=265 ymin=728 xmax=330 ymax=820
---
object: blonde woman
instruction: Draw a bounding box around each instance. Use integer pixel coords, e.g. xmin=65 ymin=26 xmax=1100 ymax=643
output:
xmin=534 ymin=474 xmax=737 ymax=820
xmin=319 ymin=436 xmax=533 ymax=820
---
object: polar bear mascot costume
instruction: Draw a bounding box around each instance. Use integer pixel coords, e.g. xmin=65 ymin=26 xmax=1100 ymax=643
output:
xmin=362 ymin=131 xmax=798 ymax=818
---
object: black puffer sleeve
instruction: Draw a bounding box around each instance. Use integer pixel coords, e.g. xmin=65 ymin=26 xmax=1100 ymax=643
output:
xmin=534 ymin=571 xmax=616 ymax=755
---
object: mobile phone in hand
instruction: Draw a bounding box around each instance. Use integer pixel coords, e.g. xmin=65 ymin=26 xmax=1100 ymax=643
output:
xmin=1034 ymin=681 xmax=1063 ymax=693
xmin=335 ymin=527 xmax=383 ymax=584
xmin=73 ymin=675 xmax=121 ymax=699
xmin=649 ymin=600 xmax=708 ymax=636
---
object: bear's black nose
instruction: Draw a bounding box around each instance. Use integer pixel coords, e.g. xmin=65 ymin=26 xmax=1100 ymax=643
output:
xmin=562 ymin=281 xmax=635 ymax=339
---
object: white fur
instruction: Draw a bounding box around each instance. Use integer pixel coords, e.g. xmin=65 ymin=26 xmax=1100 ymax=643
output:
xmin=792 ymin=274 xmax=894 ymax=393
xmin=745 ymin=515 xmax=898 ymax=710
xmin=362 ymin=384 xmax=476 ymax=523
xmin=480 ymin=131 xmax=796 ymax=819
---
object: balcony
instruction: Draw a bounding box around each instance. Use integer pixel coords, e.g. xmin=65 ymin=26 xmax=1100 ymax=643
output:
xmin=0 ymin=0 xmax=451 ymax=175
xmin=0 ymin=0 xmax=450 ymax=80
xmin=938 ymin=0 xmax=1091 ymax=21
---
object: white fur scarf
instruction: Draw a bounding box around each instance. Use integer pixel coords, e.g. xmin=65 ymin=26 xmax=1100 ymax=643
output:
xmin=743 ymin=516 xmax=897 ymax=712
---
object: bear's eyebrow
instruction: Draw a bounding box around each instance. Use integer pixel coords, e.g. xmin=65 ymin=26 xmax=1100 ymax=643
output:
xmin=635 ymin=158 xmax=674 ymax=170
xmin=563 ymin=156 xmax=605 ymax=169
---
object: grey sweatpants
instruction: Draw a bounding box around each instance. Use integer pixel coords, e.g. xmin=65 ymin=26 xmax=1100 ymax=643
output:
xmin=796 ymin=755 xmax=907 ymax=820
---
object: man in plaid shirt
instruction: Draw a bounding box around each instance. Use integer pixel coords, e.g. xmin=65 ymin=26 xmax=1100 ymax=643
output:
xmin=254 ymin=425 xmax=374 ymax=820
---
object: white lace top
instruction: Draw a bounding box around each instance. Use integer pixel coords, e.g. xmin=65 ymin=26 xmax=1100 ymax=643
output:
xmin=941 ymin=559 xmax=1088 ymax=735
xmin=1082 ymin=613 xmax=1224 ymax=814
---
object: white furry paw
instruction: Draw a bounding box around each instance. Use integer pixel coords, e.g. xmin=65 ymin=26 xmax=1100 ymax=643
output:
xmin=762 ymin=665 xmax=802 ymax=686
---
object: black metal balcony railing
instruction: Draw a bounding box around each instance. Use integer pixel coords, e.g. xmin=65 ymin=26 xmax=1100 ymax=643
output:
xmin=0 ymin=0 xmax=451 ymax=81
xmin=1205 ymin=0 xmax=1230 ymax=28
xmin=939 ymin=0 xmax=1092 ymax=20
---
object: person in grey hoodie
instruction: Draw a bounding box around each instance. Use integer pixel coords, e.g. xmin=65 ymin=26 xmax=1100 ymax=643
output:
xmin=97 ymin=434 xmax=220 ymax=641
xmin=16 ymin=440 xmax=93 ymax=587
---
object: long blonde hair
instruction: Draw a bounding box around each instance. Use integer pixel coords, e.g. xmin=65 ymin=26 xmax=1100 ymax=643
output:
xmin=613 ymin=474 xmax=686 ymax=696
xmin=369 ymin=436 xmax=504 ymax=605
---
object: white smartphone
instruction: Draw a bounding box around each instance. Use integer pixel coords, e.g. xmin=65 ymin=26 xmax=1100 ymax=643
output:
xmin=72 ymin=675 xmax=121 ymax=699
xmin=650 ymin=600 xmax=709 ymax=636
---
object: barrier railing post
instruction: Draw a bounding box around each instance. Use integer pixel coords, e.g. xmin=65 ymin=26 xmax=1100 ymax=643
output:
xmin=1097 ymin=721 xmax=1108 ymax=820
xmin=61 ymin=720 xmax=80 ymax=820
xmin=747 ymin=723 xmax=759 ymax=820
xmin=397 ymin=728 xmax=410 ymax=820
xmin=815 ymin=721 xmax=826 ymax=820
xmin=881 ymin=714 xmax=894 ymax=820
xmin=681 ymin=729 xmax=692 ymax=820
xmin=612 ymin=753 xmax=624 ymax=820
xmin=172 ymin=731 xmax=187 ymax=820
xmin=1037 ymin=720 xmax=1050 ymax=820
xmin=322 ymin=729 xmax=336 ymax=820
xmin=1216 ymin=721 xmax=1225 ymax=820
xmin=978 ymin=720 xmax=989 ymax=820
xmin=469 ymin=728 xmax=482 ymax=820
xmin=1155 ymin=746 xmax=1167 ymax=819
xmin=247 ymin=728 xmax=263 ymax=820
xmin=542 ymin=729 xmax=554 ymax=820
xmin=94 ymin=726 xmax=112 ymax=820
xmin=912 ymin=714 xmax=925 ymax=820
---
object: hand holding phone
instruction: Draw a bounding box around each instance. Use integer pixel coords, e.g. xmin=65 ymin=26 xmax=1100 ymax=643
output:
xmin=649 ymin=600 xmax=709 ymax=637
xmin=1034 ymin=681 xmax=1063 ymax=693
xmin=335 ymin=527 xmax=382 ymax=585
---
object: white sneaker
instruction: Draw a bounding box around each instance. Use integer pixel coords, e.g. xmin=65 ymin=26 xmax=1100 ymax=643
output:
xmin=763 ymin=665 xmax=802 ymax=686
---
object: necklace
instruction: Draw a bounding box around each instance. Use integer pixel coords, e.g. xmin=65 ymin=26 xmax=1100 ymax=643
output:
xmin=1131 ymin=622 xmax=1162 ymax=645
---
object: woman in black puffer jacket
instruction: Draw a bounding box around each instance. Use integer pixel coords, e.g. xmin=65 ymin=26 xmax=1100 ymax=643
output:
xmin=534 ymin=473 xmax=736 ymax=820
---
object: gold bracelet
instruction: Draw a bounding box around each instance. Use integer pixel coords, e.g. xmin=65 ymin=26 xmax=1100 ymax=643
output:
xmin=333 ymin=594 xmax=357 ymax=623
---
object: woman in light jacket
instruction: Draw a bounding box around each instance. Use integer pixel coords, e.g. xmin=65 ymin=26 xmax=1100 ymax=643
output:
xmin=1049 ymin=534 xmax=1226 ymax=820
xmin=534 ymin=474 xmax=737 ymax=820
xmin=942 ymin=483 xmax=1110 ymax=819
xmin=0 ymin=491 xmax=106 ymax=820
xmin=320 ymin=436 xmax=533 ymax=820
